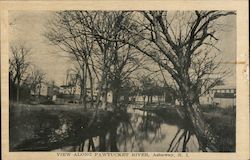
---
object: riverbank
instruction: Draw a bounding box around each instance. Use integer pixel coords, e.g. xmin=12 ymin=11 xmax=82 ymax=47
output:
xmin=202 ymin=105 xmax=236 ymax=152
xmin=137 ymin=104 xmax=236 ymax=152
xmin=9 ymin=103 xmax=235 ymax=152
xmin=9 ymin=103 xmax=117 ymax=151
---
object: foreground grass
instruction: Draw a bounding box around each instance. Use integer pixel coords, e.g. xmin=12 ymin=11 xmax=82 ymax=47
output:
xmin=9 ymin=103 xmax=116 ymax=151
xmin=141 ymin=104 xmax=236 ymax=152
xmin=201 ymin=105 xmax=236 ymax=152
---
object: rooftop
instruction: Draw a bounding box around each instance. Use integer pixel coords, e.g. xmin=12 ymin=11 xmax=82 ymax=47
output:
xmin=214 ymin=92 xmax=236 ymax=98
xmin=211 ymin=85 xmax=236 ymax=90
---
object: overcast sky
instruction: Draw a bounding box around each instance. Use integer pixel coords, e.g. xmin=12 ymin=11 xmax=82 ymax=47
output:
xmin=9 ymin=11 xmax=236 ymax=86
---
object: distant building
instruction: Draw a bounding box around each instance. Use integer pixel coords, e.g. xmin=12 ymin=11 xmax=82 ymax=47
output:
xmin=30 ymin=82 xmax=59 ymax=103
xmin=200 ymin=85 xmax=236 ymax=108
xmin=47 ymin=84 xmax=60 ymax=96
xmin=107 ymin=91 xmax=113 ymax=103
xmin=59 ymin=85 xmax=81 ymax=95
xmin=30 ymin=82 xmax=57 ymax=96
xmin=86 ymin=88 xmax=99 ymax=97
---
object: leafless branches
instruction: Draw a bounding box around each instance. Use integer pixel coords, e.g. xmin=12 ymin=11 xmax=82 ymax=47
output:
xmin=9 ymin=43 xmax=31 ymax=102
xmin=44 ymin=11 xmax=235 ymax=151
xmin=26 ymin=67 xmax=46 ymax=96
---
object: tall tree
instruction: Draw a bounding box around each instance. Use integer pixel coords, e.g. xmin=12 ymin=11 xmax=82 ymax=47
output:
xmin=64 ymin=68 xmax=79 ymax=95
xmin=45 ymin=11 xmax=96 ymax=108
xmin=26 ymin=67 xmax=46 ymax=97
xmin=79 ymin=11 xmax=145 ymax=108
xmin=9 ymin=43 xmax=31 ymax=102
xmin=46 ymin=11 xmax=145 ymax=109
xmin=97 ymin=11 xmax=235 ymax=151
xmin=128 ymin=11 xmax=235 ymax=151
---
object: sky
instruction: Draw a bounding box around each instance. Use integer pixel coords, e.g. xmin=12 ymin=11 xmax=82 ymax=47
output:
xmin=9 ymin=11 xmax=71 ymax=86
xmin=9 ymin=11 xmax=236 ymax=86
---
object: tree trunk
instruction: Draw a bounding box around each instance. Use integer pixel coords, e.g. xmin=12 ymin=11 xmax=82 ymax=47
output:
xmin=80 ymin=66 xmax=85 ymax=107
xmin=112 ymin=89 xmax=118 ymax=104
xmin=87 ymin=64 xmax=94 ymax=108
xmin=38 ymin=83 xmax=41 ymax=102
xmin=16 ymin=85 xmax=20 ymax=103
xmin=83 ymin=64 xmax=88 ymax=108
xmin=99 ymin=134 xmax=106 ymax=151
xmin=16 ymin=73 xmax=21 ymax=103
xmin=112 ymin=78 xmax=121 ymax=109
xmin=101 ymin=84 xmax=108 ymax=110
xmin=178 ymin=83 xmax=217 ymax=151
xmin=110 ymin=127 xmax=118 ymax=151
xmin=100 ymin=69 xmax=108 ymax=110
xmin=175 ymin=69 xmax=217 ymax=151
xmin=143 ymin=96 xmax=145 ymax=105
xmin=184 ymin=102 xmax=217 ymax=151
xmin=88 ymin=138 xmax=95 ymax=151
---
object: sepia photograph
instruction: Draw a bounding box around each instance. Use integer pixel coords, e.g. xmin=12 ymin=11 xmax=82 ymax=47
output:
xmin=8 ymin=10 xmax=237 ymax=152
xmin=1 ymin=1 xmax=249 ymax=160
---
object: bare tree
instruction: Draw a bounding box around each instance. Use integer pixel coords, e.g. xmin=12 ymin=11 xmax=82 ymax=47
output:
xmin=125 ymin=11 xmax=235 ymax=151
xmin=26 ymin=67 xmax=46 ymax=97
xmin=9 ymin=43 xmax=31 ymax=102
xmin=46 ymin=11 xmax=145 ymax=109
xmin=77 ymin=11 xmax=146 ymax=108
xmin=95 ymin=11 xmax=235 ymax=151
xmin=63 ymin=68 xmax=79 ymax=95
xmin=45 ymin=11 xmax=235 ymax=150
xmin=108 ymin=45 xmax=146 ymax=107
xmin=45 ymin=11 xmax=96 ymax=108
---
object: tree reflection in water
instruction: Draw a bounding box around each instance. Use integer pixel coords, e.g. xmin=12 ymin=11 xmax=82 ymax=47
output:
xmin=70 ymin=108 xmax=198 ymax=152
xmin=12 ymin=105 xmax=199 ymax=152
xmin=115 ymin=111 xmax=167 ymax=152
xmin=167 ymin=129 xmax=191 ymax=152
xmin=114 ymin=109 xmax=198 ymax=152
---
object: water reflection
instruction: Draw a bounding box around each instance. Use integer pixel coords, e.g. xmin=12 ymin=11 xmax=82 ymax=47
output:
xmin=11 ymin=105 xmax=199 ymax=152
xmin=113 ymin=109 xmax=199 ymax=152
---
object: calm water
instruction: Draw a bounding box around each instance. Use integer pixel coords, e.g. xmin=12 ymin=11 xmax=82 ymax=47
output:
xmin=10 ymin=105 xmax=199 ymax=152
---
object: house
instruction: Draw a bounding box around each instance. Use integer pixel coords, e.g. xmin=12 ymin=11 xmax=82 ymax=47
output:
xmin=37 ymin=83 xmax=48 ymax=96
xmin=107 ymin=91 xmax=113 ymax=103
xmin=59 ymin=85 xmax=81 ymax=95
xmin=30 ymin=82 xmax=58 ymax=97
xmin=200 ymin=85 xmax=236 ymax=108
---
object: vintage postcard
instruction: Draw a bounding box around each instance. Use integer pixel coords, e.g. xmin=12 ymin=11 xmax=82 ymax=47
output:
xmin=1 ymin=0 xmax=249 ymax=160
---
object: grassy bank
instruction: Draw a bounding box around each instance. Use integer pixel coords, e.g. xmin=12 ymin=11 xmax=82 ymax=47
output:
xmin=140 ymin=104 xmax=236 ymax=152
xmin=9 ymin=103 xmax=114 ymax=151
xmin=201 ymin=105 xmax=236 ymax=152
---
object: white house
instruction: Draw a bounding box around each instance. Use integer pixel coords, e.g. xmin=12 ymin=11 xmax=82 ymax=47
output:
xmin=30 ymin=83 xmax=48 ymax=96
xmin=200 ymin=85 xmax=236 ymax=108
xmin=31 ymin=82 xmax=59 ymax=97
xmin=107 ymin=91 xmax=113 ymax=103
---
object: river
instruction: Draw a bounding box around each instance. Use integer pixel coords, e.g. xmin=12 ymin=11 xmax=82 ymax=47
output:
xmin=10 ymin=105 xmax=199 ymax=152
xmin=10 ymin=106 xmax=199 ymax=152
